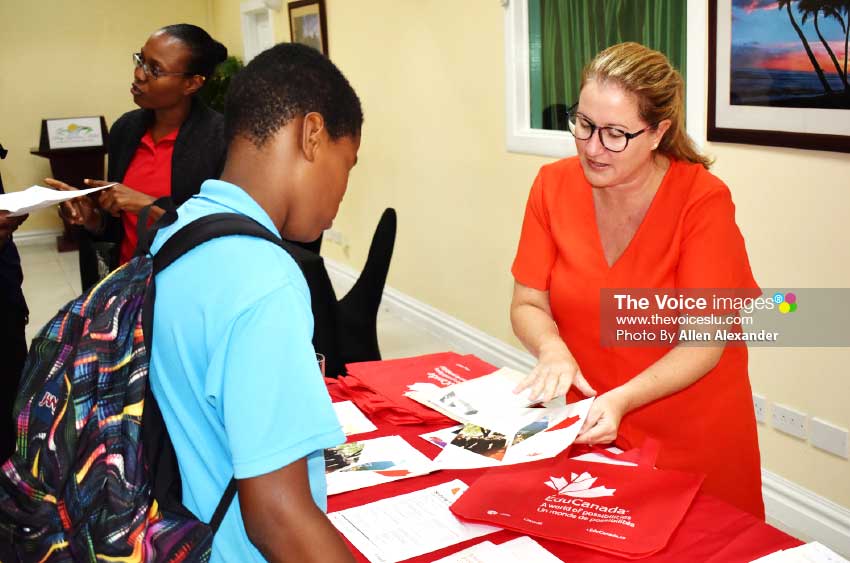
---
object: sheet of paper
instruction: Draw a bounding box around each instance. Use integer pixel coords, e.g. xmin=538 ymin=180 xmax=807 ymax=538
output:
xmin=432 ymin=397 xmax=594 ymax=469
xmin=749 ymin=542 xmax=850 ymax=563
xmin=429 ymin=541 xmax=501 ymax=563
xmin=430 ymin=537 xmax=563 ymax=563
xmin=0 ymin=184 xmax=115 ymax=216
xmin=497 ymin=536 xmax=563 ymax=562
xmin=325 ymin=435 xmax=436 ymax=495
xmin=333 ymin=400 xmax=378 ymax=436
xmin=329 ymin=479 xmax=500 ymax=563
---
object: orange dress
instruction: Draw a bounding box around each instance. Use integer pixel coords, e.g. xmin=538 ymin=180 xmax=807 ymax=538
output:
xmin=512 ymin=157 xmax=764 ymax=519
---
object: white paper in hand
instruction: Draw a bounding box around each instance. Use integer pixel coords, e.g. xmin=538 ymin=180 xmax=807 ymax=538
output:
xmin=0 ymin=184 xmax=115 ymax=217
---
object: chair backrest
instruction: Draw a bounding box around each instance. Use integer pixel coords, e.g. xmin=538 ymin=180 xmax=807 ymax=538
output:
xmin=336 ymin=208 xmax=397 ymax=369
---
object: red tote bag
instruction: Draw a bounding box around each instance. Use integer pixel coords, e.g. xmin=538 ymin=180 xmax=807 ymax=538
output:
xmin=450 ymin=443 xmax=704 ymax=559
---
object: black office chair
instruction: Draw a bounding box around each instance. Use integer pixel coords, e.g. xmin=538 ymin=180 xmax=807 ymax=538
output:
xmin=307 ymin=208 xmax=397 ymax=377
xmin=336 ymin=207 xmax=396 ymax=367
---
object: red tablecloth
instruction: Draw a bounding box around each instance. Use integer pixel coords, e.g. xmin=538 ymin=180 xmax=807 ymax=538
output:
xmin=326 ymin=386 xmax=801 ymax=563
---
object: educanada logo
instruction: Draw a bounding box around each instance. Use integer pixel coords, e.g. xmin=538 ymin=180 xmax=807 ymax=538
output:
xmin=545 ymin=472 xmax=616 ymax=498
xmin=773 ymin=292 xmax=797 ymax=314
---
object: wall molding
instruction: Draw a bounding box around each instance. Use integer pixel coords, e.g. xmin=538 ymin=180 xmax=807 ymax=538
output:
xmin=763 ymin=469 xmax=850 ymax=557
xmin=13 ymin=228 xmax=62 ymax=247
xmin=325 ymin=257 xmax=850 ymax=557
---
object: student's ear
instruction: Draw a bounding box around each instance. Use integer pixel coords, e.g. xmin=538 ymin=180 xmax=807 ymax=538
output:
xmin=301 ymin=112 xmax=326 ymax=162
xmin=184 ymin=75 xmax=206 ymax=97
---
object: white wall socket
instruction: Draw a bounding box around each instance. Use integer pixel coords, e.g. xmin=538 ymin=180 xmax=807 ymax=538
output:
xmin=752 ymin=393 xmax=768 ymax=424
xmin=772 ymin=403 xmax=808 ymax=440
xmin=810 ymin=417 xmax=849 ymax=459
xmin=324 ymin=229 xmax=347 ymax=246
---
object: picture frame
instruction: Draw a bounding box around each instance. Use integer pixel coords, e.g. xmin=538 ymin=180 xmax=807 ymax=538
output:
xmin=288 ymin=0 xmax=328 ymax=56
xmin=707 ymin=0 xmax=850 ymax=154
xmin=40 ymin=116 xmax=107 ymax=151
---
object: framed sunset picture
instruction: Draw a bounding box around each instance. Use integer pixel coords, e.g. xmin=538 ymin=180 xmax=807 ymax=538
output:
xmin=708 ymin=0 xmax=850 ymax=153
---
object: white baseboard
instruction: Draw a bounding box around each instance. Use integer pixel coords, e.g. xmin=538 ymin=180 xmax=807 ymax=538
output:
xmin=325 ymin=256 xmax=850 ymax=557
xmin=763 ymin=470 xmax=850 ymax=557
xmin=324 ymin=258 xmax=535 ymax=372
xmin=13 ymin=229 xmax=62 ymax=247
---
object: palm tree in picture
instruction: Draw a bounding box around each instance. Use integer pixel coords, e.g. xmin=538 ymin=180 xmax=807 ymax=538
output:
xmin=778 ymin=0 xmax=834 ymax=93
xmin=798 ymin=0 xmax=849 ymax=90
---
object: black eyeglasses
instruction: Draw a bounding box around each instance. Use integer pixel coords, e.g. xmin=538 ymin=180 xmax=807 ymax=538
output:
xmin=566 ymin=104 xmax=656 ymax=153
xmin=133 ymin=52 xmax=194 ymax=80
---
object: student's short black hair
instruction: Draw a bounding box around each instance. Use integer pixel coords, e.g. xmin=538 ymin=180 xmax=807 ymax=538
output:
xmin=225 ymin=43 xmax=363 ymax=147
xmin=160 ymin=24 xmax=228 ymax=79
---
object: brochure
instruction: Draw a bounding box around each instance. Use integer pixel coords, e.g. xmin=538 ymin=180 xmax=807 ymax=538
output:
xmin=325 ymin=435 xmax=436 ymax=495
xmin=431 ymin=397 xmax=594 ymax=469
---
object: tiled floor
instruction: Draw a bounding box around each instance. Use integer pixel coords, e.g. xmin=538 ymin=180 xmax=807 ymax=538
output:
xmin=16 ymin=239 xmax=454 ymax=359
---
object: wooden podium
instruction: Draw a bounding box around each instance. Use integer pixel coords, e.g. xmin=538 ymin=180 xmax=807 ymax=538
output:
xmin=30 ymin=116 xmax=109 ymax=252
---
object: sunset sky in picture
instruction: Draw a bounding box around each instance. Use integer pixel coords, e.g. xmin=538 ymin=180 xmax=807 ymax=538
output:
xmin=732 ymin=0 xmax=847 ymax=74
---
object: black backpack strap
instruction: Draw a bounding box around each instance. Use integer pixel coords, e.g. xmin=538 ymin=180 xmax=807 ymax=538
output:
xmin=142 ymin=212 xmax=288 ymax=532
xmin=136 ymin=197 xmax=179 ymax=258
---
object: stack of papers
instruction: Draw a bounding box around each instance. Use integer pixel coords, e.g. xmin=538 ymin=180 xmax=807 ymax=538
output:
xmin=329 ymin=479 xmax=500 ymax=563
xmin=408 ymin=368 xmax=594 ymax=468
xmin=431 ymin=536 xmax=563 ymax=563
xmin=751 ymin=542 xmax=849 ymax=562
xmin=0 ymin=184 xmax=113 ymax=216
xmin=325 ymin=435 xmax=436 ymax=495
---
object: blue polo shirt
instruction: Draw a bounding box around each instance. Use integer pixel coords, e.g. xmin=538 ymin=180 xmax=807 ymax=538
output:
xmin=149 ymin=179 xmax=344 ymax=563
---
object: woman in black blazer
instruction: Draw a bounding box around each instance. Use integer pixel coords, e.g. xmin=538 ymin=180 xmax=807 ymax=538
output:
xmin=47 ymin=24 xmax=228 ymax=289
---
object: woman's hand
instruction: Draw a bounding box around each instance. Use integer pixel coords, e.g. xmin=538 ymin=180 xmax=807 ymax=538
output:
xmin=86 ymin=180 xmax=155 ymax=216
xmin=514 ymin=339 xmax=597 ymax=403
xmin=44 ymin=177 xmax=101 ymax=231
xmin=574 ymin=387 xmax=632 ymax=446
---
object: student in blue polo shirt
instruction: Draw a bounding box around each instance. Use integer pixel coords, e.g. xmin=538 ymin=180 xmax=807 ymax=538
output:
xmin=149 ymin=43 xmax=361 ymax=562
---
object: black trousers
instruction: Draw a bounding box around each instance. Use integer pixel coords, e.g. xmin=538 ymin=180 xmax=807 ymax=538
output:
xmin=0 ymin=303 xmax=27 ymax=461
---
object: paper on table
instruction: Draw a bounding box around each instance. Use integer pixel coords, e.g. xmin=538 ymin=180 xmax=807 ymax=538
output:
xmin=329 ymin=479 xmax=500 ymax=563
xmin=429 ymin=541 xmax=501 ymax=563
xmin=325 ymin=435 xmax=436 ymax=495
xmin=432 ymin=397 xmax=594 ymax=469
xmin=750 ymin=542 xmax=850 ymax=563
xmin=0 ymin=184 xmax=115 ymax=217
xmin=406 ymin=368 xmax=542 ymax=429
xmin=333 ymin=400 xmax=378 ymax=436
xmin=430 ymin=537 xmax=563 ymax=563
xmin=496 ymin=537 xmax=563 ymax=562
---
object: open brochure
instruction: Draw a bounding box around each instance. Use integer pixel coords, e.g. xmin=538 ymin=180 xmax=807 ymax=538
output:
xmin=407 ymin=367 xmax=594 ymax=468
xmin=432 ymin=397 xmax=594 ymax=469
xmin=406 ymin=367 xmax=547 ymax=426
xmin=325 ymin=435 xmax=436 ymax=495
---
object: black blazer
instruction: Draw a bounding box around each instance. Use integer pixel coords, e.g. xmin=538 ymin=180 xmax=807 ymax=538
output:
xmin=100 ymin=99 xmax=227 ymax=242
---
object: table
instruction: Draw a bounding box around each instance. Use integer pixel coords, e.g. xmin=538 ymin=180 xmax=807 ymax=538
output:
xmin=326 ymin=389 xmax=802 ymax=563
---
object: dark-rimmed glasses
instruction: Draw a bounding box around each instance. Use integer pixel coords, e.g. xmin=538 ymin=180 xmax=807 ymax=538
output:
xmin=566 ymin=104 xmax=656 ymax=153
xmin=133 ymin=52 xmax=194 ymax=80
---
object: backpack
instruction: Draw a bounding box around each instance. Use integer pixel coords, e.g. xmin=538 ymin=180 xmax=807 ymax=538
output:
xmin=0 ymin=207 xmax=312 ymax=562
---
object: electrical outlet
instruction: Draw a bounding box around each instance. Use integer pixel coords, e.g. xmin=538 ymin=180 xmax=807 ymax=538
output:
xmin=752 ymin=393 xmax=768 ymax=424
xmin=772 ymin=403 xmax=807 ymax=440
xmin=810 ymin=418 xmax=849 ymax=459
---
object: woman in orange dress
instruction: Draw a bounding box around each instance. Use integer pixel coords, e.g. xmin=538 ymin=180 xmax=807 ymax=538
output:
xmin=511 ymin=43 xmax=764 ymax=518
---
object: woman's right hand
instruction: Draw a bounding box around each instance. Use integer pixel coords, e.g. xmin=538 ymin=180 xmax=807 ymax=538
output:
xmin=514 ymin=339 xmax=597 ymax=403
xmin=44 ymin=178 xmax=101 ymax=231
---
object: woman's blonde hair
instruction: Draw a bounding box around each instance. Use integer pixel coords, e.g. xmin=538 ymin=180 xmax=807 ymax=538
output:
xmin=581 ymin=42 xmax=712 ymax=169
